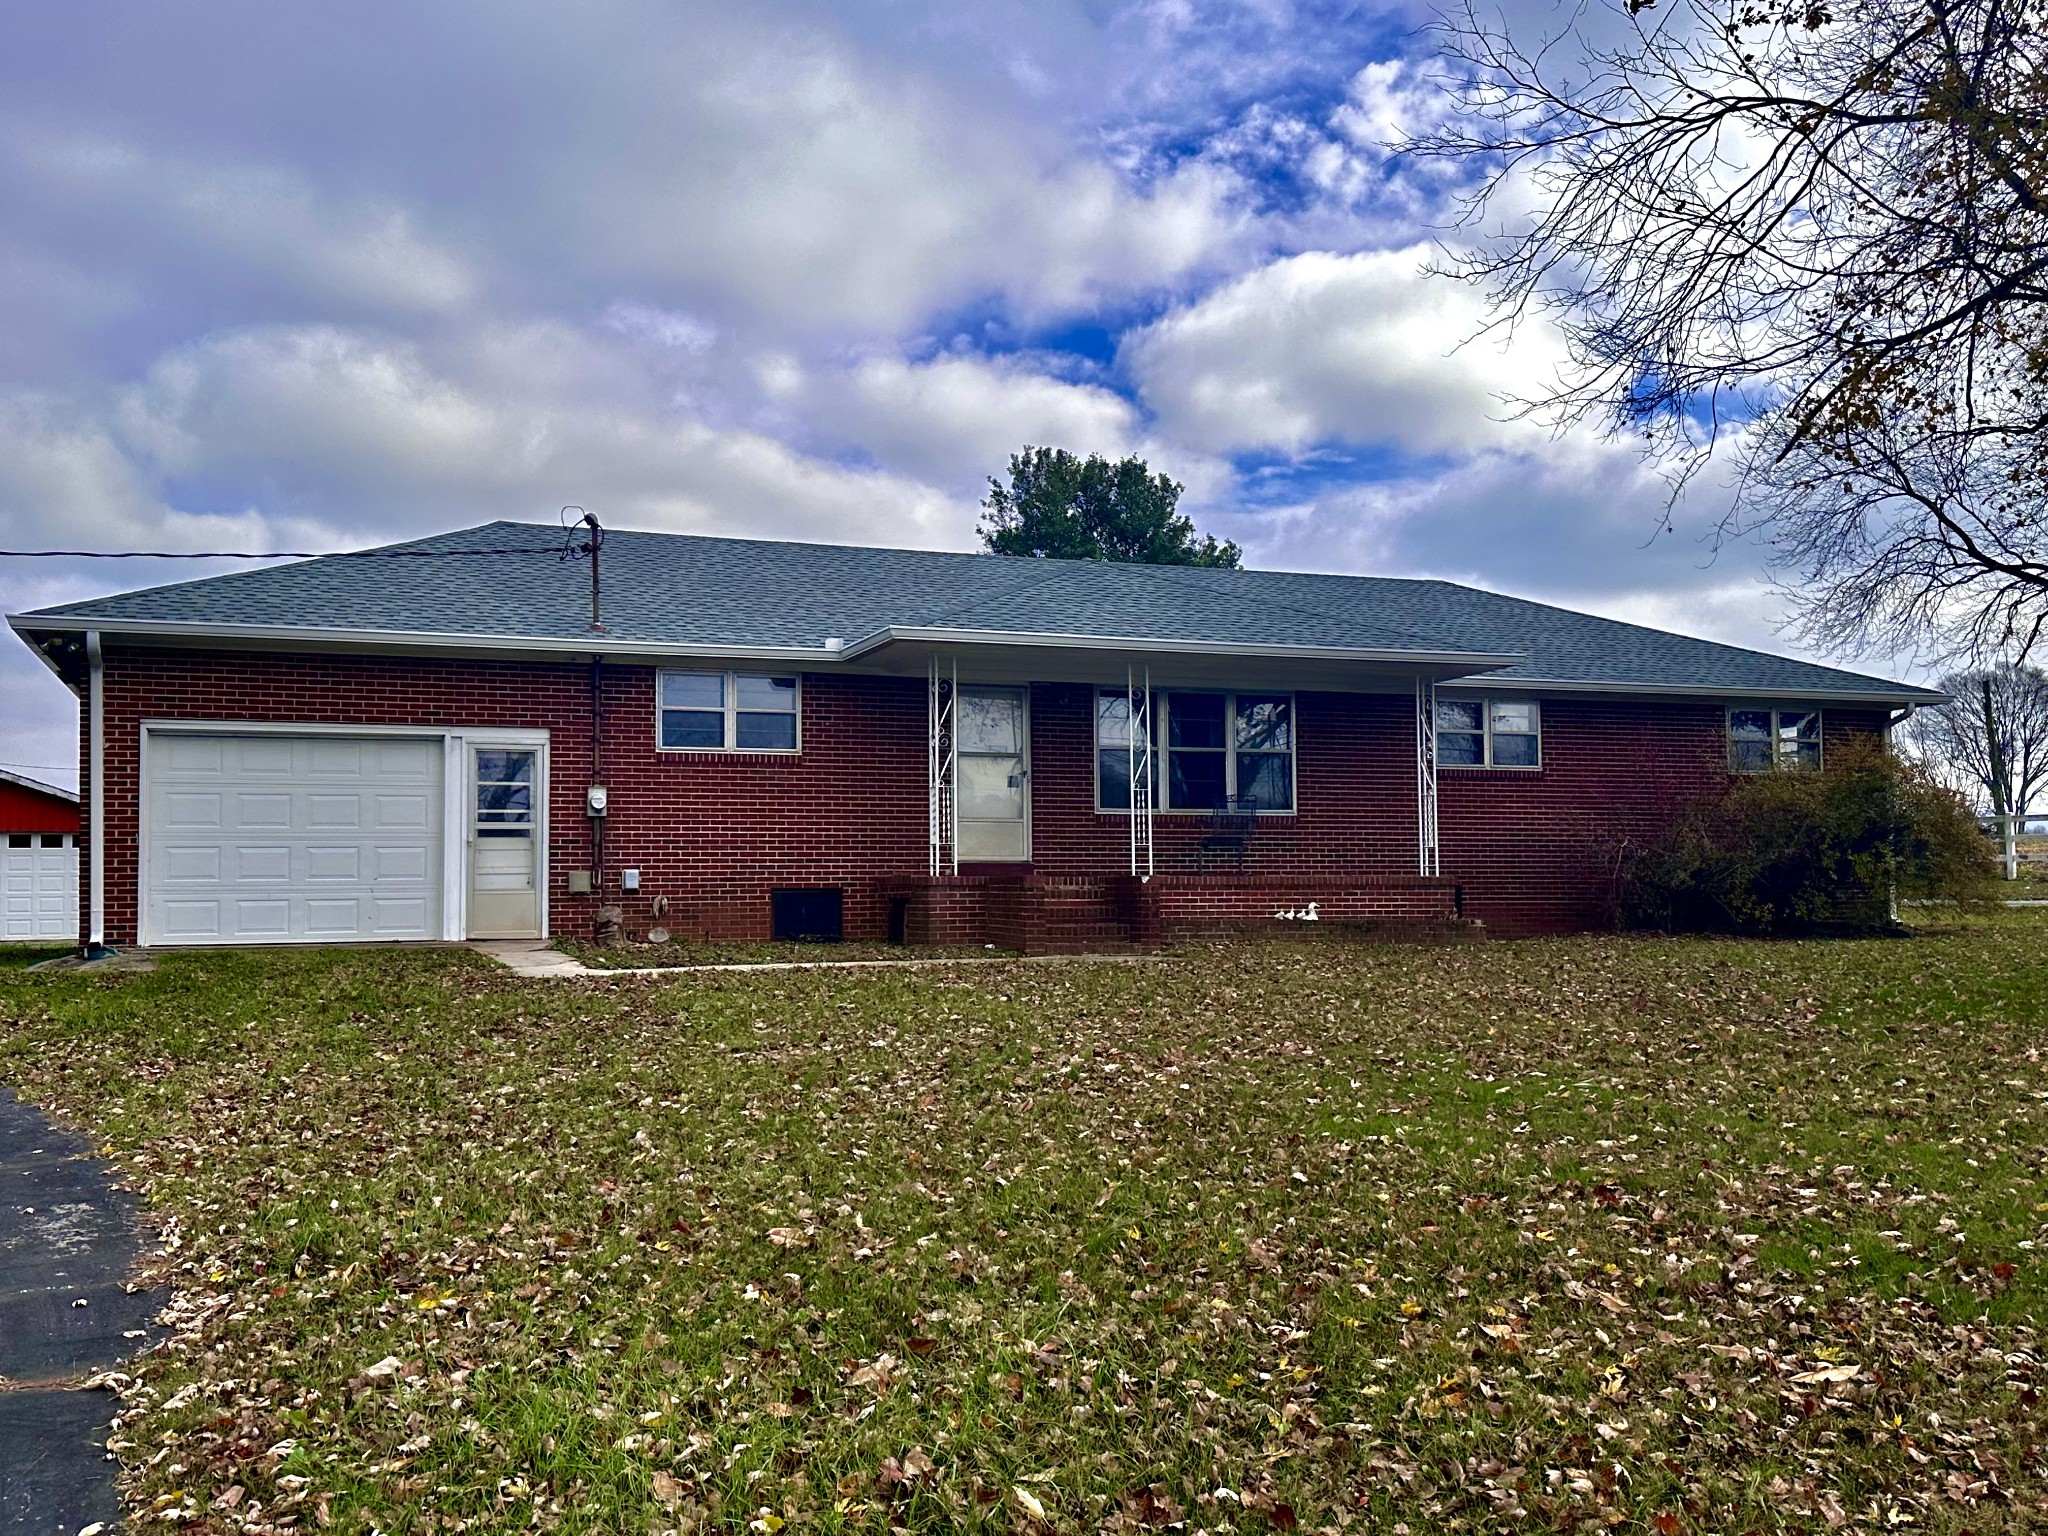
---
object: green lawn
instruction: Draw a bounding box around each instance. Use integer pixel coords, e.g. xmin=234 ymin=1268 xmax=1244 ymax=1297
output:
xmin=2 ymin=919 xmax=2044 ymax=1534
xmin=556 ymin=937 xmax=1016 ymax=969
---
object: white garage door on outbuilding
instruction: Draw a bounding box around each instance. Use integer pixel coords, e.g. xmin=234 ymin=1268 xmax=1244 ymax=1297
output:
xmin=143 ymin=731 xmax=446 ymax=945
xmin=3 ymin=833 xmax=77 ymax=940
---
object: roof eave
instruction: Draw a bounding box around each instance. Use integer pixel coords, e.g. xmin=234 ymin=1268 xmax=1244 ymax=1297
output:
xmin=7 ymin=613 xmax=1529 ymax=674
xmin=0 ymin=766 xmax=78 ymax=803
xmin=1436 ymin=675 xmax=1945 ymax=707
xmin=7 ymin=613 xmax=843 ymax=666
xmin=840 ymin=624 xmax=1525 ymax=671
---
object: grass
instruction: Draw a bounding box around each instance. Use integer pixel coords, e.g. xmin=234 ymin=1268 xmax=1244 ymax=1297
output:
xmin=0 ymin=917 xmax=2044 ymax=1534
xmin=555 ymin=937 xmax=1016 ymax=969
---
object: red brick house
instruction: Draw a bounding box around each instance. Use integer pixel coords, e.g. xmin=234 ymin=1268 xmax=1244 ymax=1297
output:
xmin=6 ymin=522 xmax=1939 ymax=953
xmin=0 ymin=768 xmax=79 ymax=941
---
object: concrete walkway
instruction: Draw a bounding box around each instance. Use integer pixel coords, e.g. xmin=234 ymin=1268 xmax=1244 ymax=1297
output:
xmin=470 ymin=940 xmax=1152 ymax=978
xmin=0 ymin=1087 xmax=164 ymax=1535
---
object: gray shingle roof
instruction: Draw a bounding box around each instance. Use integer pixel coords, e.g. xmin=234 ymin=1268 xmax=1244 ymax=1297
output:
xmin=11 ymin=520 xmax=1939 ymax=702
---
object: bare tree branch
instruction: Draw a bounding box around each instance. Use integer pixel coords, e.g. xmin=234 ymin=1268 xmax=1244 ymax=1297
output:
xmin=1412 ymin=0 xmax=2048 ymax=661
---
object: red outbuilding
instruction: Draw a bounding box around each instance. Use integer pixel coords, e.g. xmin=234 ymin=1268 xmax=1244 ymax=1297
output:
xmin=0 ymin=767 xmax=79 ymax=941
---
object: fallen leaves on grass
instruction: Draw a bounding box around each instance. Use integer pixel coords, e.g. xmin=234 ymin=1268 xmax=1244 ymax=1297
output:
xmin=1 ymin=923 xmax=2046 ymax=1533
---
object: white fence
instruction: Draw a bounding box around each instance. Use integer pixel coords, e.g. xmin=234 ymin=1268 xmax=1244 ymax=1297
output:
xmin=1979 ymin=814 xmax=2048 ymax=879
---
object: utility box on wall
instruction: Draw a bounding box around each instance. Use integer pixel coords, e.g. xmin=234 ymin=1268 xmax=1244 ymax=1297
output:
xmin=771 ymin=887 xmax=843 ymax=943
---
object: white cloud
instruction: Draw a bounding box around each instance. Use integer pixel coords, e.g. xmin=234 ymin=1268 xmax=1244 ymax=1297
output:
xmin=604 ymin=304 xmax=718 ymax=354
xmin=1123 ymin=246 xmax=1564 ymax=456
xmin=1229 ymin=432 xmax=1799 ymax=656
xmin=0 ymin=0 xmax=1917 ymax=781
xmin=807 ymin=354 xmax=1144 ymax=485
xmin=5 ymin=127 xmax=474 ymax=316
xmin=0 ymin=392 xmax=168 ymax=545
xmin=444 ymin=4 xmax=1254 ymax=337
xmin=114 ymin=324 xmax=971 ymax=547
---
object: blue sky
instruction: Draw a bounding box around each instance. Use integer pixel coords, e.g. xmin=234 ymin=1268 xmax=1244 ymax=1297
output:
xmin=0 ymin=0 xmax=1856 ymax=788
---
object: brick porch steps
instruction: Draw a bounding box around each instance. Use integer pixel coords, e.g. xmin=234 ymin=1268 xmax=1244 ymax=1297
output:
xmin=883 ymin=870 xmax=1480 ymax=955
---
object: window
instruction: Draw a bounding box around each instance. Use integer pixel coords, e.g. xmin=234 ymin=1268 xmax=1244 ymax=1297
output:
xmin=474 ymin=748 xmax=535 ymax=839
xmin=1095 ymin=690 xmax=1294 ymax=812
xmin=5 ymin=834 xmax=28 ymax=848
xmin=39 ymin=834 xmax=66 ymax=848
xmin=1095 ymin=692 xmax=1150 ymax=811
xmin=1728 ymin=707 xmax=1822 ymax=772
xmin=1437 ymin=697 xmax=1541 ymax=768
xmin=658 ymin=670 xmax=800 ymax=752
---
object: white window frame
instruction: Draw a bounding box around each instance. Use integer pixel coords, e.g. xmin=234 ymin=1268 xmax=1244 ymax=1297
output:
xmin=1726 ymin=706 xmax=1824 ymax=773
xmin=655 ymin=670 xmax=803 ymax=755
xmin=1093 ymin=688 xmax=1298 ymax=815
xmin=1436 ymin=696 xmax=1542 ymax=770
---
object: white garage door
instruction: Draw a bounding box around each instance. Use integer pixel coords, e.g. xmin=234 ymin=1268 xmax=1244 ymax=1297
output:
xmin=3 ymin=833 xmax=77 ymax=940
xmin=145 ymin=732 xmax=444 ymax=945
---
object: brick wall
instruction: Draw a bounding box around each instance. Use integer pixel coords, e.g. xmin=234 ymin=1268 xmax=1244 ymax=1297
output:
xmin=1438 ymin=700 xmax=1891 ymax=934
xmin=85 ymin=645 xmax=1885 ymax=945
xmin=92 ymin=648 xmax=927 ymax=945
xmin=1119 ymin=874 xmax=1462 ymax=944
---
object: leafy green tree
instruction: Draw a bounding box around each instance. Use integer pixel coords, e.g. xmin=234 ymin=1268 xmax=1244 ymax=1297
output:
xmin=980 ymin=447 xmax=1240 ymax=567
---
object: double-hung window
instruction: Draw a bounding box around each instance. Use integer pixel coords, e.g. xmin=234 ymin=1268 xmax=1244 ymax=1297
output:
xmin=1095 ymin=690 xmax=1295 ymax=812
xmin=1727 ymin=707 xmax=1821 ymax=772
xmin=1095 ymin=693 xmax=1149 ymax=811
xmin=1436 ymin=697 xmax=1541 ymax=768
xmin=658 ymin=670 xmax=800 ymax=752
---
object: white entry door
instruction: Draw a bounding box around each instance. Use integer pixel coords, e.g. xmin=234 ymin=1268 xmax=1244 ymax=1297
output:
xmin=144 ymin=732 xmax=443 ymax=945
xmin=2 ymin=833 xmax=77 ymax=940
xmin=956 ymin=686 xmax=1030 ymax=863
xmin=467 ymin=746 xmax=540 ymax=939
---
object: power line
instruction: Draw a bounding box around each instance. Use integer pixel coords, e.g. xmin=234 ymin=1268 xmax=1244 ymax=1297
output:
xmin=0 ymin=544 xmax=574 ymax=561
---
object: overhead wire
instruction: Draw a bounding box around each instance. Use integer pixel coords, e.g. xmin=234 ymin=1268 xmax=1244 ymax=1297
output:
xmin=0 ymin=544 xmax=577 ymax=560
xmin=1 ymin=513 xmax=599 ymax=565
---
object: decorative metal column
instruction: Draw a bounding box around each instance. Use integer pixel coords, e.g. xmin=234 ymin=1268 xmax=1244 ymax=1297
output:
xmin=1415 ymin=676 xmax=1440 ymax=877
xmin=928 ymin=656 xmax=958 ymax=876
xmin=1127 ymin=665 xmax=1154 ymax=879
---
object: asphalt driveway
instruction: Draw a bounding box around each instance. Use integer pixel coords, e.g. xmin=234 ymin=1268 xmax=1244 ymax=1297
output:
xmin=0 ymin=1086 xmax=163 ymax=1534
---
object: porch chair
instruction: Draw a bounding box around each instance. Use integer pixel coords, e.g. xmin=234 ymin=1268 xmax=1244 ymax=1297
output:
xmin=1198 ymin=794 xmax=1259 ymax=871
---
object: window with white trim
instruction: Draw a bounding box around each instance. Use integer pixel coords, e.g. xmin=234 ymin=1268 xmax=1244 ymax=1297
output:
xmin=1094 ymin=690 xmax=1295 ymax=812
xmin=1727 ymin=707 xmax=1821 ymax=772
xmin=658 ymin=671 xmax=800 ymax=752
xmin=1436 ymin=697 xmax=1541 ymax=768
xmin=1094 ymin=692 xmax=1151 ymax=811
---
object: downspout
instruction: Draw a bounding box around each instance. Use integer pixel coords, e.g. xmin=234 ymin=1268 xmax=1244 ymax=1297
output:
xmin=1884 ymin=704 xmax=1919 ymax=923
xmin=85 ymin=630 xmax=108 ymax=956
xmin=590 ymin=655 xmax=605 ymax=889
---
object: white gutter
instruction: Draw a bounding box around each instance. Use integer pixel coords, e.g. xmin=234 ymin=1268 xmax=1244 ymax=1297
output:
xmin=6 ymin=612 xmax=1528 ymax=675
xmin=835 ymin=623 xmax=1524 ymax=670
xmin=85 ymin=629 xmax=104 ymax=952
xmin=11 ymin=613 xmax=1938 ymax=704
xmin=7 ymin=613 xmax=841 ymax=666
xmin=1434 ymin=675 xmax=1945 ymax=708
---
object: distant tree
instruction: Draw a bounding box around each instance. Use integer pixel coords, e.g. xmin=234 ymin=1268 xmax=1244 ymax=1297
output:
xmin=980 ymin=447 xmax=1240 ymax=567
xmin=1905 ymin=663 xmax=2048 ymax=822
